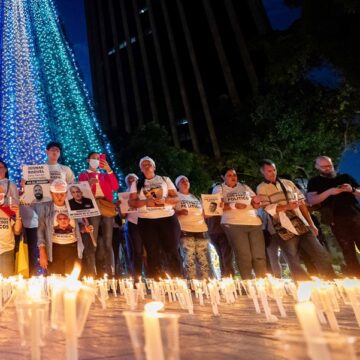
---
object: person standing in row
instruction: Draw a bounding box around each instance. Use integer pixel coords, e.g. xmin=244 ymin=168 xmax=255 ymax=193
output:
xmin=78 ymin=152 xmax=119 ymax=276
xmin=0 ymin=160 xmax=22 ymax=276
xmin=307 ymin=156 xmax=360 ymax=275
xmin=20 ymin=141 xmax=75 ymax=276
xmin=257 ymin=159 xmax=336 ymax=280
xmin=129 ymin=157 xmax=182 ymax=278
xmin=37 ymin=179 xmax=89 ymax=275
xmin=175 ymin=175 xmax=212 ymax=279
xmin=123 ymin=173 xmax=144 ymax=277
xmin=213 ymin=168 xmax=266 ymax=279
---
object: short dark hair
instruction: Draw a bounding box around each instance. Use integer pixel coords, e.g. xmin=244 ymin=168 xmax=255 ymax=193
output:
xmin=220 ymin=167 xmax=236 ymax=176
xmin=46 ymin=141 xmax=62 ymax=151
xmin=258 ymin=159 xmax=275 ymax=168
xmin=87 ymin=151 xmax=99 ymax=159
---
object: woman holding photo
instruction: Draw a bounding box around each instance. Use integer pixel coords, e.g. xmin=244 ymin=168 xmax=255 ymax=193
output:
xmin=128 ymin=156 xmax=182 ymax=278
xmin=212 ymin=168 xmax=266 ymax=279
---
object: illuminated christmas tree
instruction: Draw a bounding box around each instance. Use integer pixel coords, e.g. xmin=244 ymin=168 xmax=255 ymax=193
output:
xmin=0 ymin=0 xmax=120 ymax=183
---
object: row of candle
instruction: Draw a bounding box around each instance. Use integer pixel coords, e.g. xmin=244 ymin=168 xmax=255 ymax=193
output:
xmin=2 ymin=272 xmax=360 ymax=360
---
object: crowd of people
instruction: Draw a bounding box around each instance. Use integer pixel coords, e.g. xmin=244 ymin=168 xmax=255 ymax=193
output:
xmin=0 ymin=141 xmax=359 ymax=281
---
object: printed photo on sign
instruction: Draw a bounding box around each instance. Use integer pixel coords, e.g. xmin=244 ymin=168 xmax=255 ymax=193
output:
xmin=52 ymin=210 xmax=77 ymax=244
xmin=65 ymin=182 xmax=100 ymax=219
xmin=21 ymin=165 xmax=51 ymax=205
xmin=201 ymin=193 xmax=223 ymax=216
xmin=118 ymin=192 xmax=136 ymax=214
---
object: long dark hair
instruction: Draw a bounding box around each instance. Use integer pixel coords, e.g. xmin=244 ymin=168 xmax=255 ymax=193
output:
xmin=136 ymin=173 xmax=146 ymax=193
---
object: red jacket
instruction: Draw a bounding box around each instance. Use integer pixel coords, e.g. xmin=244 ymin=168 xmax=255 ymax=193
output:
xmin=78 ymin=171 xmax=119 ymax=202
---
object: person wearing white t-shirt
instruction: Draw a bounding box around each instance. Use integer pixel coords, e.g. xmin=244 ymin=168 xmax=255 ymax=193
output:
xmin=20 ymin=141 xmax=75 ymax=276
xmin=129 ymin=156 xmax=182 ymax=277
xmin=212 ymin=168 xmax=266 ymax=279
xmin=37 ymin=179 xmax=90 ymax=275
xmin=0 ymin=166 xmax=22 ymax=277
xmin=175 ymin=176 xmax=211 ymax=279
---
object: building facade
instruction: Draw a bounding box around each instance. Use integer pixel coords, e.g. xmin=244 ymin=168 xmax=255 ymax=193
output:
xmin=84 ymin=0 xmax=270 ymax=157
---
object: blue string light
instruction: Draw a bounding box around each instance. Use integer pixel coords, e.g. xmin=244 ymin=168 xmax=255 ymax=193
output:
xmin=0 ymin=0 xmax=122 ymax=185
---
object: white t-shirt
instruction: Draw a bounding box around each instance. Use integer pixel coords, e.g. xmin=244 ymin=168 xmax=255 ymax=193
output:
xmin=176 ymin=193 xmax=208 ymax=232
xmin=212 ymin=183 xmax=261 ymax=226
xmin=130 ymin=175 xmax=176 ymax=219
xmin=48 ymin=164 xmax=75 ymax=184
xmin=0 ymin=212 xmax=15 ymax=254
xmin=52 ymin=205 xmax=77 ymax=244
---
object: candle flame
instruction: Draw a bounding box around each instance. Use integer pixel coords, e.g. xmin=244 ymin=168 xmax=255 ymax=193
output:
xmin=144 ymin=301 xmax=164 ymax=313
xmin=165 ymin=273 xmax=171 ymax=280
xmin=69 ymin=264 xmax=81 ymax=281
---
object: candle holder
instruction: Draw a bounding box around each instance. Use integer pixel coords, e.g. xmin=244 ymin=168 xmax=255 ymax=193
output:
xmin=15 ymin=297 xmax=50 ymax=360
xmin=123 ymin=304 xmax=180 ymax=360
xmin=275 ymin=330 xmax=357 ymax=360
xmin=125 ymin=288 xmax=139 ymax=310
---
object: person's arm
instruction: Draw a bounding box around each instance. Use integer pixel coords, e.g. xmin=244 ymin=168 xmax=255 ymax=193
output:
xmin=165 ymin=188 xmax=179 ymax=205
xmin=307 ymin=187 xmax=346 ymax=206
xmin=128 ymin=192 xmax=156 ymax=208
xmin=36 ymin=205 xmax=48 ymax=269
xmin=10 ymin=204 xmax=22 ymax=235
xmin=299 ymin=201 xmax=318 ymax=236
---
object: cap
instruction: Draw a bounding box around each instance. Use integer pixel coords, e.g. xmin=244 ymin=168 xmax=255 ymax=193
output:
xmin=50 ymin=178 xmax=68 ymax=193
xmin=125 ymin=173 xmax=139 ymax=184
xmin=175 ymin=175 xmax=188 ymax=188
xmin=139 ymin=156 xmax=156 ymax=169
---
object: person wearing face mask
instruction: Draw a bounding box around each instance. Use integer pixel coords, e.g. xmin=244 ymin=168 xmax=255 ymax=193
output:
xmin=213 ymin=167 xmax=266 ymax=279
xmin=0 ymin=161 xmax=22 ymax=276
xmin=307 ymin=156 xmax=360 ymax=275
xmin=78 ymin=152 xmax=119 ymax=276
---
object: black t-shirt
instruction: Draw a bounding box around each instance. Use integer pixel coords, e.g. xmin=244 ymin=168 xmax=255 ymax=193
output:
xmin=307 ymin=173 xmax=359 ymax=217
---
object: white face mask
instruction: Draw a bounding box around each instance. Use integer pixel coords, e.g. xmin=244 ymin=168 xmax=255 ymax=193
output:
xmin=89 ymin=159 xmax=100 ymax=169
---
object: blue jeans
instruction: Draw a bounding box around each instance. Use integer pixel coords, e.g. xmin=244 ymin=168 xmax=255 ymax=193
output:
xmin=89 ymin=215 xmax=115 ymax=276
xmin=222 ymin=224 xmax=266 ymax=279
xmin=275 ymin=231 xmax=335 ymax=280
xmin=0 ymin=249 xmax=14 ymax=277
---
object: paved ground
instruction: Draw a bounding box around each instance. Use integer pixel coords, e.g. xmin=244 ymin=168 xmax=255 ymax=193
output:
xmin=1 ymin=291 xmax=359 ymax=359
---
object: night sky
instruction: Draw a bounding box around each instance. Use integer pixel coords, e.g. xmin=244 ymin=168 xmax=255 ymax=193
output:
xmin=55 ymin=0 xmax=359 ymax=181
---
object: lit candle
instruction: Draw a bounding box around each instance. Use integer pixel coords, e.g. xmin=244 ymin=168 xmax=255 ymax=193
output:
xmin=143 ymin=302 xmax=165 ymax=360
xmin=295 ymin=283 xmax=331 ymax=360
xmin=246 ymin=281 xmax=261 ymax=314
xmin=342 ymin=279 xmax=360 ymax=327
xmin=28 ymin=282 xmax=42 ymax=360
xmin=256 ymin=279 xmax=277 ymax=322
xmin=316 ymin=287 xmax=339 ymax=332
xmin=207 ymin=283 xmax=219 ymax=316
xmin=64 ymin=266 xmax=81 ymax=360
